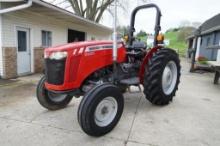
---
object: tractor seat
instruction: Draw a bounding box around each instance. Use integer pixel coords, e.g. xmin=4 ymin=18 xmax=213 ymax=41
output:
xmin=132 ymin=41 xmax=146 ymax=50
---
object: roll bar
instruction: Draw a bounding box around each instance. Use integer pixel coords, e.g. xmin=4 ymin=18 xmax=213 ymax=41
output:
xmin=128 ymin=4 xmax=162 ymax=47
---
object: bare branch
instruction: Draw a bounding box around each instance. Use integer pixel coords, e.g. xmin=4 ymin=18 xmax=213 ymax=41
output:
xmin=68 ymin=0 xmax=81 ymax=16
xmin=68 ymin=0 xmax=132 ymax=23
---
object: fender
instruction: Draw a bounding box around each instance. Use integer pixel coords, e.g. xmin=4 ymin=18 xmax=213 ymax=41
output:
xmin=139 ymin=46 xmax=162 ymax=84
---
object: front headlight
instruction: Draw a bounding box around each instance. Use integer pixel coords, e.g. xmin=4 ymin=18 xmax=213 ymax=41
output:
xmin=48 ymin=51 xmax=68 ymax=60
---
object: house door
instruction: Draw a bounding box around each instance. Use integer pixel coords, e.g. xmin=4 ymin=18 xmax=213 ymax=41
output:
xmin=17 ymin=27 xmax=31 ymax=75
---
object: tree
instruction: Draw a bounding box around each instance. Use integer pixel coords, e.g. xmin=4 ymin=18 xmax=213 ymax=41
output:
xmin=177 ymin=27 xmax=196 ymax=42
xmin=192 ymin=22 xmax=201 ymax=28
xmin=68 ymin=0 xmax=113 ymax=22
xmin=68 ymin=0 xmax=148 ymax=23
xmin=136 ymin=30 xmax=147 ymax=38
xmin=179 ymin=20 xmax=191 ymax=27
xmin=117 ymin=25 xmax=130 ymax=35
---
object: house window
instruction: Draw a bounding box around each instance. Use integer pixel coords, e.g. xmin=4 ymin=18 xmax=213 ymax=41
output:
xmin=42 ymin=30 xmax=52 ymax=47
xmin=206 ymin=37 xmax=211 ymax=46
xmin=213 ymin=32 xmax=217 ymax=45
xmin=200 ymin=38 xmax=203 ymax=45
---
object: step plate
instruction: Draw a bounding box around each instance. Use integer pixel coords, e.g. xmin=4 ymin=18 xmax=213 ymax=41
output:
xmin=120 ymin=77 xmax=140 ymax=85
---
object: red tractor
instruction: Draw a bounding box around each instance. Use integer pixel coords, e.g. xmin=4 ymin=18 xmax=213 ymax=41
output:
xmin=37 ymin=4 xmax=181 ymax=136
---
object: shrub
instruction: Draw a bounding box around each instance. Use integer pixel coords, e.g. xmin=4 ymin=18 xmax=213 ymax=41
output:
xmin=197 ymin=56 xmax=208 ymax=64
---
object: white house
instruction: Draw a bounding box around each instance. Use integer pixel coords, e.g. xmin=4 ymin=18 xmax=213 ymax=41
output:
xmin=187 ymin=14 xmax=220 ymax=62
xmin=0 ymin=0 xmax=112 ymax=79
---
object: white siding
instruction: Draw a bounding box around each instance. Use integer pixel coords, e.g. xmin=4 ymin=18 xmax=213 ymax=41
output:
xmin=2 ymin=10 xmax=111 ymax=47
xmin=1 ymin=9 xmax=111 ymax=74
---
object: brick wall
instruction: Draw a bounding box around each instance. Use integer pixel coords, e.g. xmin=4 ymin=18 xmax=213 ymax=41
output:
xmin=34 ymin=47 xmax=44 ymax=73
xmin=1 ymin=47 xmax=45 ymax=78
xmin=2 ymin=47 xmax=17 ymax=79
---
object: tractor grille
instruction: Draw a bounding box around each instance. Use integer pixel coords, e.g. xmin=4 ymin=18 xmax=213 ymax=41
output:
xmin=45 ymin=58 xmax=66 ymax=85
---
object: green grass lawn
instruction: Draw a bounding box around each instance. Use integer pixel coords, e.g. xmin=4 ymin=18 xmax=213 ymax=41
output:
xmin=138 ymin=31 xmax=187 ymax=57
xmin=165 ymin=31 xmax=187 ymax=57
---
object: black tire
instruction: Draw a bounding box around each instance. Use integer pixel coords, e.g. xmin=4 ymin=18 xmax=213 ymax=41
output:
xmin=78 ymin=83 xmax=124 ymax=136
xmin=36 ymin=76 xmax=73 ymax=110
xmin=143 ymin=48 xmax=181 ymax=105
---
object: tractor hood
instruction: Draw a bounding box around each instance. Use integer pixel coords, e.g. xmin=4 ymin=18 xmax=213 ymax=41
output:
xmin=45 ymin=40 xmax=116 ymax=52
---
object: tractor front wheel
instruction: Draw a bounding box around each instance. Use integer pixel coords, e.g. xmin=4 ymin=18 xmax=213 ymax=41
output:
xmin=36 ymin=76 xmax=73 ymax=110
xmin=143 ymin=48 xmax=181 ymax=105
xmin=78 ymin=83 xmax=124 ymax=136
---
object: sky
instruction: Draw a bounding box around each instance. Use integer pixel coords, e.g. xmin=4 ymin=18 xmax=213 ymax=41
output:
xmin=44 ymin=0 xmax=220 ymax=34
xmin=100 ymin=0 xmax=220 ymax=33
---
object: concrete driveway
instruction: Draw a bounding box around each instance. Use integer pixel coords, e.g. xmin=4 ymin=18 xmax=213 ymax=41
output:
xmin=0 ymin=58 xmax=220 ymax=146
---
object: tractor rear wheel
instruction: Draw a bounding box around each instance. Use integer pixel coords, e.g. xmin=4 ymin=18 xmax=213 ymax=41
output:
xmin=36 ymin=76 xmax=73 ymax=110
xmin=143 ymin=48 xmax=181 ymax=105
xmin=78 ymin=83 xmax=124 ymax=136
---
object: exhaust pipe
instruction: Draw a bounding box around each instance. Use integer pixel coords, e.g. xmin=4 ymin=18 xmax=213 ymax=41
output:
xmin=112 ymin=0 xmax=117 ymax=62
xmin=112 ymin=0 xmax=118 ymax=82
xmin=0 ymin=0 xmax=32 ymax=14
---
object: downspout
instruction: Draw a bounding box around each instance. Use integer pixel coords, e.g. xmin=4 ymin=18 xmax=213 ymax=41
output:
xmin=0 ymin=0 xmax=32 ymax=14
xmin=112 ymin=0 xmax=118 ymax=82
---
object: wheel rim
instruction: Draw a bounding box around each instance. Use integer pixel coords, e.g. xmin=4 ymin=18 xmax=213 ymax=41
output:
xmin=162 ymin=61 xmax=178 ymax=95
xmin=47 ymin=91 xmax=67 ymax=103
xmin=94 ymin=96 xmax=118 ymax=127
